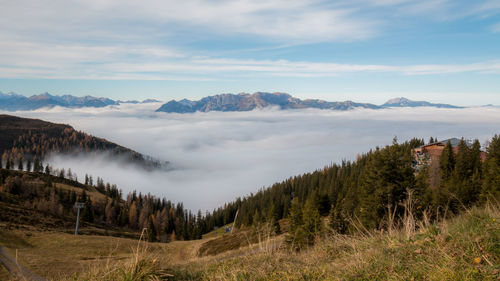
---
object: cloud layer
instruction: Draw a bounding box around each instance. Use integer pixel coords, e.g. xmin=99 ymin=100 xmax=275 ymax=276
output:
xmin=3 ymin=104 xmax=500 ymax=211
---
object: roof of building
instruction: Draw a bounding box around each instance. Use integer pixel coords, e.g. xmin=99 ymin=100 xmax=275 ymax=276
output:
xmin=422 ymin=138 xmax=471 ymax=148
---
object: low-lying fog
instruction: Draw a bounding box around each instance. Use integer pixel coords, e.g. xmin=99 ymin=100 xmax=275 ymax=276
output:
xmin=3 ymin=103 xmax=500 ymax=211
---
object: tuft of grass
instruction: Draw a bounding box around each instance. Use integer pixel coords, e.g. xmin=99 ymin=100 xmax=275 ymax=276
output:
xmin=69 ymin=229 xmax=165 ymax=281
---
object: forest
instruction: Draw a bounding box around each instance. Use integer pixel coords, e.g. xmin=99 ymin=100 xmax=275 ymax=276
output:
xmin=0 ymin=168 xmax=208 ymax=242
xmin=1 ymin=134 xmax=499 ymax=246
xmin=204 ymin=135 xmax=500 ymax=247
xmin=0 ymin=114 xmax=165 ymax=171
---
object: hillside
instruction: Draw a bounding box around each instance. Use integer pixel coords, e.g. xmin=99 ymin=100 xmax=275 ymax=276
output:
xmin=0 ymin=203 xmax=497 ymax=280
xmin=0 ymin=167 xmax=210 ymax=244
xmin=0 ymin=114 xmax=166 ymax=171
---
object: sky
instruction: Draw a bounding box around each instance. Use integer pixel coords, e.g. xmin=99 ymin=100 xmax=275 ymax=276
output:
xmin=0 ymin=0 xmax=500 ymax=105
xmin=3 ymin=105 xmax=500 ymax=211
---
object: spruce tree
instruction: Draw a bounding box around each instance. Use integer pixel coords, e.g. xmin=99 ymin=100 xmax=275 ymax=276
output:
xmin=329 ymin=207 xmax=347 ymax=234
xmin=147 ymin=216 xmax=156 ymax=242
xmin=482 ymin=135 xmax=500 ymax=201
xmin=302 ymin=198 xmax=322 ymax=242
xmin=18 ymin=158 xmax=23 ymax=171
xmin=439 ymin=141 xmax=455 ymax=182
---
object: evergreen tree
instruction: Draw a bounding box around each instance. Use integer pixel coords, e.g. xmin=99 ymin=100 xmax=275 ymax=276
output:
xmin=439 ymin=141 xmax=455 ymax=182
xmin=302 ymin=198 xmax=322 ymax=241
xmin=482 ymin=135 xmax=500 ymax=201
xmin=18 ymin=158 xmax=23 ymax=171
xmin=328 ymin=207 xmax=347 ymax=234
xmin=147 ymin=216 xmax=156 ymax=242
xmin=267 ymin=204 xmax=281 ymax=234
xmin=33 ymin=157 xmax=39 ymax=172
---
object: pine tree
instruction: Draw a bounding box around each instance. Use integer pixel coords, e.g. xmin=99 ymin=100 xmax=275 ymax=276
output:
xmin=482 ymin=135 xmax=500 ymax=201
xmin=329 ymin=207 xmax=347 ymax=234
xmin=18 ymin=158 xmax=23 ymax=171
xmin=289 ymin=198 xmax=303 ymax=231
xmin=33 ymin=157 xmax=39 ymax=172
xmin=302 ymin=198 xmax=322 ymax=242
xmin=267 ymin=204 xmax=281 ymax=234
xmin=440 ymin=141 xmax=455 ymax=182
xmin=147 ymin=216 xmax=156 ymax=242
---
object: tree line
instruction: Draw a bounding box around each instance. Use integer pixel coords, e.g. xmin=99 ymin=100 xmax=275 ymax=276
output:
xmin=0 ymin=168 xmax=212 ymax=242
xmin=1 ymin=128 xmax=163 ymax=171
xmin=202 ymin=135 xmax=500 ymax=248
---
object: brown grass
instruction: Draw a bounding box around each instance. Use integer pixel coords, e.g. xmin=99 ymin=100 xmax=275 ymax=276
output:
xmin=1 ymin=202 xmax=498 ymax=281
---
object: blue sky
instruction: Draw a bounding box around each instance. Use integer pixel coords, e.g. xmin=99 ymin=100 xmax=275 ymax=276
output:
xmin=0 ymin=0 xmax=499 ymax=105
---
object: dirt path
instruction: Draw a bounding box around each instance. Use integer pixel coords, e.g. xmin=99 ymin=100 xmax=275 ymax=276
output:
xmin=0 ymin=246 xmax=46 ymax=281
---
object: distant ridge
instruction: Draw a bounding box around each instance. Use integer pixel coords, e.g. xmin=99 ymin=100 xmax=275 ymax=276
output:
xmin=0 ymin=91 xmax=466 ymax=112
xmin=155 ymin=93 xmax=462 ymax=113
xmin=0 ymin=92 xmax=161 ymax=111
xmin=155 ymin=92 xmax=379 ymax=113
xmin=381 ymin=97 xmax=461 ymax=108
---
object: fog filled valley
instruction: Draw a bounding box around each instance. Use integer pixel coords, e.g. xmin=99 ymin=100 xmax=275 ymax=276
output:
xmin=3 ymin=103 xmax=500 ymax=211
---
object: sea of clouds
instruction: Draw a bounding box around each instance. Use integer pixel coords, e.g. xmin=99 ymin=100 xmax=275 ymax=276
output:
xmin=2 ymin=103 xmax=500 ymax=211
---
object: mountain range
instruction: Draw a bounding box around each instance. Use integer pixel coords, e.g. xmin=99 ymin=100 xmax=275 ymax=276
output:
xmin=0 ymin=92 xmax=160 ymax=111
xmin=0 ymin=91 xmax=466 ymax=112
xmin=155 ymin=93 xmax=463 ymax=113
xmin=381 ymin=97 xmax=462 ymax=109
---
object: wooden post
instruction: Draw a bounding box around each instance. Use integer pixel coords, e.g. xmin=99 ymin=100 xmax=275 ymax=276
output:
xmin=74 ymin=202 xmax=85 ymax=235
xmin=231 ymin=209 xmax=239 ymax=234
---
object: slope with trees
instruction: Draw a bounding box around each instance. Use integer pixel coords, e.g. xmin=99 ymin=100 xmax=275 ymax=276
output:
xmin=0 ymin=114 xmax=166 ymax=171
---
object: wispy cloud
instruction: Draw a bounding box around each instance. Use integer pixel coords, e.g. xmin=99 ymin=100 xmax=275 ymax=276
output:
xmin=0 ymin=0 xmax=499 ymax=82
xmin=1 ymin=45 xmax=499 ymax=80
xmin=493 ymin=23 xmax=500 ymax=33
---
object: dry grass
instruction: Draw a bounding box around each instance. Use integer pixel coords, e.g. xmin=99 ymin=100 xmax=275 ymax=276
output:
xmin=167 ymin=203 xmax=500 ymax=281
xmin=1 ymin=203 xmax=498 ymax=280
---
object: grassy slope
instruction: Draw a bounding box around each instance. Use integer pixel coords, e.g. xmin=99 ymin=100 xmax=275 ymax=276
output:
xmin=170 ymin=205 xmax=500 ymax=281
xmin=1 ymin=204 xmax=498 ymax=280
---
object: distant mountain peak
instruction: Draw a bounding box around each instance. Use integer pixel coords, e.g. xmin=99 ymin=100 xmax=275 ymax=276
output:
xmin=385 ymin=97 xmax=410 ymax=104
xmin=382 ymin=97 xmax=461 ymax=109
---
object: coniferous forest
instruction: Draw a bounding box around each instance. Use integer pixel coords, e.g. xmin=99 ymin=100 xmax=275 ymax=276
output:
xmin=1 ymin=133 xmax=499 ymax=245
